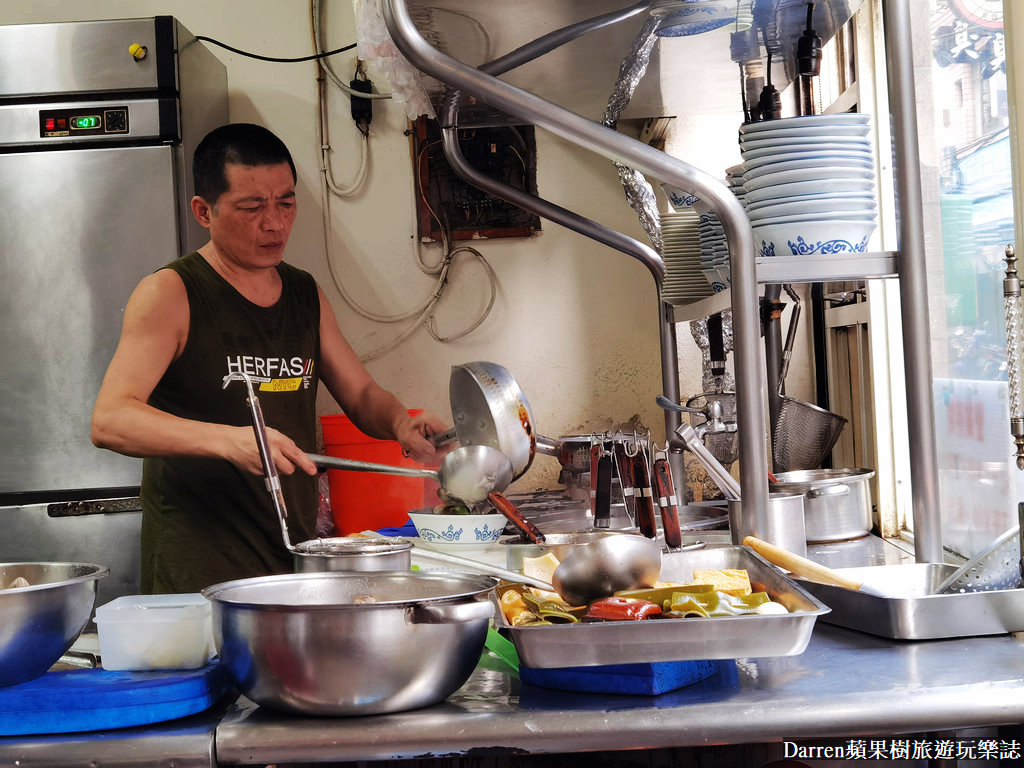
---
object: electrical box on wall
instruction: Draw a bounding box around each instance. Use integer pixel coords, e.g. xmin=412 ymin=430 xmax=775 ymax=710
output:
xmin=412 ymin=116 xmax=541 ymax=242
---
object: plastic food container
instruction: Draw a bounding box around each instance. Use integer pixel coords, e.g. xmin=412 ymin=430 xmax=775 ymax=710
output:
xmin=95 ymin=593 xmax=214 ymax=670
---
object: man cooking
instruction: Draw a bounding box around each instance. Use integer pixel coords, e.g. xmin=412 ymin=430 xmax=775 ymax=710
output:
xmin=91 ymin=122 xmax=450 ymax=594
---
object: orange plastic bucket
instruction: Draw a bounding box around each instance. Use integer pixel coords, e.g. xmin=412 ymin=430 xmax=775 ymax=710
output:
xmin=320 ymin=411 xmax=438 ymax=534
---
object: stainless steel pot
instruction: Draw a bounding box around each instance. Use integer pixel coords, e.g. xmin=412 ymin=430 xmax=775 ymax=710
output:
xmin=445 ymin=361 xmax=538 ymax=479
xmin=437 ymin=362 xmax=575 ymax=479
xmin=202 ymin=571 xmax=495 ymax=716
xmin=728 ymin=491 xmax=806 ymax=556
xmin=291 ymin=537 xmax=412 ymax=573
xmin=772 ymin=468 xmax=876 ymax=543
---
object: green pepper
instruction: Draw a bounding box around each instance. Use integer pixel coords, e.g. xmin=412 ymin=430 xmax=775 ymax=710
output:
xmin=612 ymin=584 xmax=715 ymax=604
xmin=668 ymin=593 xmax=714 ymax=617
xmin=667 ymin=590 xmax=774 ymax=617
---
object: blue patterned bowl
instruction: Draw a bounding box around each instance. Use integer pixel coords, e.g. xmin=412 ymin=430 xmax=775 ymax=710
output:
xmin=407 ymin=511 xmax=508 ymax=553
xmin=754 ymin=219 xmax=878 ymax=259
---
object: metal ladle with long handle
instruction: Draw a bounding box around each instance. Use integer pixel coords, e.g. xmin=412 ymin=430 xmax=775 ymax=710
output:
xmin=308 ymin=449 xmax=546 ymax=545
xmin=223 ymin=372 xmax=545 ymax=544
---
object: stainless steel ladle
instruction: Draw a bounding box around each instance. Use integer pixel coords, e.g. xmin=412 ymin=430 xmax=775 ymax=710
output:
xmin=311 ymin=447 xmax=546 ymax=544
xmin=552 ymin=534 xmax=662 ymax=606
xmin=308 ymin=445 xmax=512 ymax=505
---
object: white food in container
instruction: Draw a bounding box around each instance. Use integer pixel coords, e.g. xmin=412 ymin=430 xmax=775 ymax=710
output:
xmin=95 ymin=593 xmax=214 ymax=671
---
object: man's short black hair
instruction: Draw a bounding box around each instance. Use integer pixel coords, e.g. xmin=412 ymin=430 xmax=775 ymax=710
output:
xmin=193 ymin=123 xmax=297 ymax=204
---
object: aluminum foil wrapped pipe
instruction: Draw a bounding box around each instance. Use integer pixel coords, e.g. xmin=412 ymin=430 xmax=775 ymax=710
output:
xmin=690 ymin=310 xmax=735 ymax=392
xmin=602 ymin=16 xmax=665 ymax=251
xmin=1003 ymin=245 xmax=1024 ymax=469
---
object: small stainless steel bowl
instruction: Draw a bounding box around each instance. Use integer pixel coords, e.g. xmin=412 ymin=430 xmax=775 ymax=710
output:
xmin=203 ymin=570 xmax=496 ymax=715
xmin=0 ymin=562 xmax=108 ymax=687
xmin=292 ymin=536 xmax=412 ymax=573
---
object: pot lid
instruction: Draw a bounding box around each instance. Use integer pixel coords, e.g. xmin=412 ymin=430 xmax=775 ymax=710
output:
xmin=292 ymin=537 xmax=412 ymax=556
xmin=772 ymin=468 xmax=876 ymax=487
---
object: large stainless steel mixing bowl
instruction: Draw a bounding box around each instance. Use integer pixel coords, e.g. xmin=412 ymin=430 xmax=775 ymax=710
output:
xmin=0 ymin=562 xmax=108 ymax=687
xmin=203 ymin=570 xmax=496 ymax=715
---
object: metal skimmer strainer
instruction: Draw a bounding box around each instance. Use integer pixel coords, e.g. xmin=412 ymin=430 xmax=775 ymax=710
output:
xmin=936 ymin=524 xmax=1023 ymax=594
xmin=773 ymin=286 xmax=847 ymax=472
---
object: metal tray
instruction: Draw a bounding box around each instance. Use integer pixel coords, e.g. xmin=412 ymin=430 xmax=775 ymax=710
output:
xmin=797 ymin=563 xmax=1024 ymax=640
xmin=494 ymin=546 xmax=829 ymax=668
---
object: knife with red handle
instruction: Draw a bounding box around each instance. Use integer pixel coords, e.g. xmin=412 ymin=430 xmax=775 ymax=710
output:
xmin=488 ymin=491 xmax=545 ymax=544
xmin=632 ymin=453 xmax=658 ymax=539
xmin=654 ymin=457 xmax=683 ymax=549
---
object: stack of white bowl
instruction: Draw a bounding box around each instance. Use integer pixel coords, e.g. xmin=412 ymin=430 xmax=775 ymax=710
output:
xmin=725 ymin=164 xmax=746 ymax=208
xmin=662 ymin=175 xmax=750 ymax=292
xmin=699 ymin=211 xmax=729 ymax=289
xmin=660 ymin=209 xmax=713 ymax=303
xmin=739 ymin=113 xmax=877 ymax=258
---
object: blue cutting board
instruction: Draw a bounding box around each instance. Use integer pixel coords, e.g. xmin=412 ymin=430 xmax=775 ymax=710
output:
xmin=0 ymin=659 xmax=231 ymax=736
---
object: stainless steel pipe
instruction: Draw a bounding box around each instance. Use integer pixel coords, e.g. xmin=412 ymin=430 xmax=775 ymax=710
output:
xmin=384 ymin=0 xmax=769 ymax=535
xmin=882 ymin=0 xmax=943 ymax=563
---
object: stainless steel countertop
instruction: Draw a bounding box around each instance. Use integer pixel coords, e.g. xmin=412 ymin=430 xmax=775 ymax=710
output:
xmin=6 ymin=534 xmax=1021 ymax=768
xmin=214 ymin=623 xmax=1024 ymax=763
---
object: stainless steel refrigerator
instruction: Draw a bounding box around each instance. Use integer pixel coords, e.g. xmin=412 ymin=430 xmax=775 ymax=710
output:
xmin=0 ymin=16 xmax=227 ymax=506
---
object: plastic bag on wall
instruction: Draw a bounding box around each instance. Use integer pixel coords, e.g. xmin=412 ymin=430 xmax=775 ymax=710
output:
xmin=353 ymin=0 xmax=436 ymax=120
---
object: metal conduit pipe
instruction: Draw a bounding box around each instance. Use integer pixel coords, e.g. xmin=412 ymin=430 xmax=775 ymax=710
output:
xmin=482 ymin=1 xmax=652 ymax=76
xmin=439 ymin=128 xmax=664 ymax=284
xmin=384 ymin=0 xmax=769 ymax=533
xmin=881 ymin=0 xmax=943 ymax=563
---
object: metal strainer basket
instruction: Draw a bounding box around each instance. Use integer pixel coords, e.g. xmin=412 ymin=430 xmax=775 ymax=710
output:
xmin=771 ymin=286 xmax=848 ymax=472
xmin=936 ymin=525 xmax=1022 ymax=594
xmin=773 ymin=397 xmax=848 ymax=473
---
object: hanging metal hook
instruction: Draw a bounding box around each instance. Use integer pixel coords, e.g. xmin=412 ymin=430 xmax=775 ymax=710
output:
xmin=624 ymin=430 xmax=641 ymax=457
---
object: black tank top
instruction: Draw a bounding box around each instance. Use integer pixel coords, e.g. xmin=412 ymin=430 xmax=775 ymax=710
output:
xmin=139 ymin=251 xmax=320 ymax=593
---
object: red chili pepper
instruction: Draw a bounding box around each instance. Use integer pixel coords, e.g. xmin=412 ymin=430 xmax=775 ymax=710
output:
xmin=583 ymin=596 xmax=663 ymax=622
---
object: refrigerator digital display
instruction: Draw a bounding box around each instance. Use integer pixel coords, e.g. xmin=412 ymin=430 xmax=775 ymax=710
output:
xmin=70 ymin=115 xmax=101 ymax=130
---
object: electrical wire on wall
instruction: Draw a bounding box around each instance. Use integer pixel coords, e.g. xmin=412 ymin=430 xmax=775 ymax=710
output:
xmin=311 ymin=0 xmax=499 ymax=362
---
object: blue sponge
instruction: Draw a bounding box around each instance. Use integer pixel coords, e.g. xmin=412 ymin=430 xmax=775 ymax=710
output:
xmin=519 ymin=659 xmax=719 ymax=696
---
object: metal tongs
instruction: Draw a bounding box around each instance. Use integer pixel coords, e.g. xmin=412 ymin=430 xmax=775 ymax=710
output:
xmin=223 ymin=372 xmax=296 ymax=551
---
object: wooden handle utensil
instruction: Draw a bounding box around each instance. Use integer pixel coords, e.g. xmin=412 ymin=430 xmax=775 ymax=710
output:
xmin=632 ymin=453 xmax=658 ymax=540
xmin=489 ymin=491 xmax=545 ymax=544
xmin=654 ymin=458 xmax=682 ymax=550
xmin=742 ymin=535 xmax=865 ymax=591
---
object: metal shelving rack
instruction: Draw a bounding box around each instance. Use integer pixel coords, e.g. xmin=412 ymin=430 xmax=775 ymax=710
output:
xmin=671 ymin=251 xmax=899 ymax=323
xmin=382 ymin=0 xmax=942 ymax=562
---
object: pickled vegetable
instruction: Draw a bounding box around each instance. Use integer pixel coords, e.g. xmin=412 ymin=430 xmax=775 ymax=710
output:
xmin=583 ymin=596 xmax=663 ymax=621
